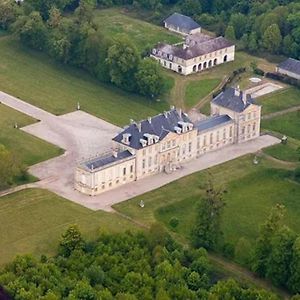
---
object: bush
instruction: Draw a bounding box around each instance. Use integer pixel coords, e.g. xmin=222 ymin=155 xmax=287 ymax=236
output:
xmin=169 ymin=217 xmax=179 ymax=229
xmin=266 ymin=72 xmax=300 ymax=88
xmin=222 ymin=242 xmax=235 ymax=259
xmin=254 ymin=68 xmax=265 ymax=76
xmin=294 ymin=167 xmax=300 ymax=182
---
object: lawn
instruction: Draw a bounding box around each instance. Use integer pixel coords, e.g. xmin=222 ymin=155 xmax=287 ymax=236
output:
xmin=93 ymin=8 xmax=182 ymax=52
xmin=185 ymin=78 xmax=221 ymax=109
xmin=257 ymin=87 xmax=300 ymax=115
xmin=0 ymin=36 xmax=168 ymax=126
xmin=0 ymin=104 xmax=62 ymax=167
xmin=262 ymin=111 xmax=300 ymax=140
xmin=114 ymin=154 xmax=300 ymax=250
xmin=264 ymin=138 xmax=300 ymax=162
xmin=0 ymin=189 xmax=137 ymax=266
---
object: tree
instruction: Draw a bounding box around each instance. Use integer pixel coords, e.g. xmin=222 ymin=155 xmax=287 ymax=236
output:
xmin=106 ymin=35 xmax=140 ymax=92
xmin=181 ymin=0 xmax=202 ymax=17
xmin=0 ymin=1 xmax=18 ymax=30
xmin=252 ymin=204 xmax=285 ymax=277
xmin=248 ymin=32 xmax=258 ymax=53
xmin=0 ymin=144 xmax=23 ymax=190
xmin=135 ymin=58 xmax=164 ymax=98
xmin=234 ymin=237 xmax=252 ymax=267
xmin=266 ymin=226 xmax=296 ymax=287
xmin=225 ymin=25 xmax=236 ymax=41
xmin=191 ymin=179 xmax=226 ymax=250
xmin=229 ymin=13 xmax=247 ymax=39
xmin=18 ymin=11 xmax=48 ymax=51
xmin=288 ymin=237 xmax=300 ymax=294
xmin=68 ymin=280 xmax=97 ymax=300
xmin=263 ymin=24 xmax=282 ymax=53
xmin=59 ymin=225 xmax=84 ymax=256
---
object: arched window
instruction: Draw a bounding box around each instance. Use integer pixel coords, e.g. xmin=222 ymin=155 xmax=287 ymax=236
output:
xmin=193 ymin=65 xmax=197 ymax=72
xmin=208 ymin=60 xmax=212 ymax=67
xmin=214 ymin=58 xmax=217 ymax=65
xmin=178 ymin=66 xmax=182 ymax=73
xmin=203 ymin=62 xmax=207 ymax=69
xmin=198 ymin=63 xmax=202 ymax=71
xmin=223 ymin=55 xmax=228 ymax=62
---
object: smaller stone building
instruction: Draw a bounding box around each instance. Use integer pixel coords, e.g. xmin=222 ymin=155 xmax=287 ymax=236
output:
xmin=276 ymin=58 xmax=300 ymax=80
xmin=151 ymin=33 xmax=235 ymax=75
xmin=164 ymin=13 xmax=201 ymax=35
xmin=75 ymin=87 xmax=261 ymax=196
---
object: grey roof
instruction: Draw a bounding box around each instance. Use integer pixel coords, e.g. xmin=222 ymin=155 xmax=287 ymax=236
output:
xmin=154 ymin=37 xmax=233 ymax=60
xmin=186 ymin=33 xmax=214 ymax=45
xmin=212 ymin=88 xmax=257 ymax=112
xmin=195 ymin=115 xmax=233 ymax=132
xmin=83 ymin=150 xmax=134 ymax=171
xmin=278 ymin=58 xmax=300 ymax=75
xmin=164 ymin=13 xmax=200 ymax=31
xmin=113 ymin=108 xmax=192 ymax=150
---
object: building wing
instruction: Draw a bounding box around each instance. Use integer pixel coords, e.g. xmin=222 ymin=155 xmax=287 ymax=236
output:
xmin=164 ymin=13 xmax=200 ymax=31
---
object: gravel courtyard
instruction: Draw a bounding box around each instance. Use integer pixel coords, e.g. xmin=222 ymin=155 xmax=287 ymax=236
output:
xmin=0 ymin=91 xmax=280 ymax=212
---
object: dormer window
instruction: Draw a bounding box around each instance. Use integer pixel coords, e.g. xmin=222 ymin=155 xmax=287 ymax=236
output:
xmin=152 ymin=48 xmax=157 ymax=55
xmin=122 ymin=133 xmax=131 ymax=145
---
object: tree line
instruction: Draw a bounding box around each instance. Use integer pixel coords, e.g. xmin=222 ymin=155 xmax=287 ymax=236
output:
xmin=0 ymin=224 xmax=282 ymax=299
xmin=190 ymin=177 xmax=300 ymax=295
xmin=0 ymin=0 xmax=165 ymax=98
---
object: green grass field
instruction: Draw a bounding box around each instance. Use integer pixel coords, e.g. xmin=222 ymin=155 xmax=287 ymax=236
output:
xmin=0 ymin=36 xmax=168 ymax=126
xmin=0 ymin=189 xmax=137 ymax=266
xmin=114 ymin=154 xmax=300 ymax=252
xmin=0 ymin=105 xmax=62 ymax=167
xmin=93 ymin=8 xmax=181 ymax=52
xmin=185 ymin=78 xmax=221 ymax=109
xmin=257 ymin=88 xmax=300 ymax=115
xmin=262 ymin=111 xmax=300 ymax=140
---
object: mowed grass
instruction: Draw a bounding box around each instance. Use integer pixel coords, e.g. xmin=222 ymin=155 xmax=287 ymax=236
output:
xmin=257 ymin=87 xmax=300 ymax=115
xmin=114 ymin=154 xmax=300 ymax=249
xmin=262 ymin=111 xmax=300 ymax=140
xmin=93 ymin=8 xmax=182 ymax=52
xmin=0 ymin=36 xmax=168 ymax=126
xmin=185 ymin=78 xmax=221 ymax=109
xmin=0 ymin=189 xmax=137 ymax=266
xmin=0 ymin=105 xmax=62 ymax=167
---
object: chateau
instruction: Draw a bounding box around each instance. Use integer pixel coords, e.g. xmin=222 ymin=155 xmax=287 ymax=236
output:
xmin=75 ymin=87 xmax=261 ymax=196
xmin=151 ymin=33 xmax=235 ymax=75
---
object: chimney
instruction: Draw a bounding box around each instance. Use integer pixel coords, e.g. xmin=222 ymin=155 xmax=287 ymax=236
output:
xmin=177 ymin=108 xmax=182 ymax=118
xmin=163 ymin=111 xmax=168 ymax=118
xmin=112 ymin=150 xmax=118 ymax=158
xmin=242 ymin=92 xmax=247 ymax=106
xmin=130 ymin=119 xmax=135 ymax=124
xmin=234 ymin=85 xmax=240 ymax=97
xmin=170 ymin=105 xmax=175 ymax=110
xmin=137 ymin=122 xmax=142 ymax=132
xmin=148 ymin=117 xmax=152 ymax=124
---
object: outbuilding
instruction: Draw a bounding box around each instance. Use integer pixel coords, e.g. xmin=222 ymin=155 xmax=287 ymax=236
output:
xmin=276 ymin=58 xmax=300 ymax=80
xmin=164 ymin=13 xmax=201 ymax=35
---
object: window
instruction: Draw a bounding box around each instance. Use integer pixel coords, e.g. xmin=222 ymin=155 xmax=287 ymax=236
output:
xmin=242 ymin=126 xmax=245 ymax=135
xmin=253 ymin=123 xmax=256 ymax=131
xmin=164 ymin=61 xmax=166 ymax=66
xmin=197 ymin=137 xmax=200 ymax=149
xmin=143 ymin=149 xmax=146 ymax=156
xmin=169 ymin=63 xmax=172 ymax=69
xmin=130 ymin=165 xmax=133 ymax=173
xmin=142 ymin=159 xmax=145 ymax=169
xmin=167 ymin=141 xmax=171 ymax=148
xmin=229 ymin=127 xmax=233 ymax=137
xmin=216 ymin=131 xmax=219 ymax=142
xmin=223 ymin=129 xmax=226 ymax=139
xmin=149 ymin=157 xmax=152 ymax=167
xmin=154 ymin=155 xmax=158 ymax=164
xmin=203 ymin=135 xmax=206 ymax=146
xmin=210 ymin=133 xmax=213 ymax=144
xmin=189 ymin=142 xmax=192 ymax=152
xmin=182 ymin=144 xmax=186 ymax=155
xmin=247 ymin=124 xmax=251 ymax=133
xmin=123 ymin=167 xmax=126 ymax=176
xmin=248 ymin=113 xmax=251 ymax=120
xmin=254 ymin=111 xmax=257 ymax=118
xmin=172 ymin=139 xmax=176 ymax=147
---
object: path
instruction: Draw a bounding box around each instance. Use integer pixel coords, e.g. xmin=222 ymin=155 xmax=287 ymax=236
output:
xmin=262 ymin=105 xmax=300 ymax=120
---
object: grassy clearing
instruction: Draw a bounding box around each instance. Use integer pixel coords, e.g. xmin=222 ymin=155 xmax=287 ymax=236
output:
xmin=0 ymin=189 xmax=137 ymax=266
xmin=262 ymin=111 xmax=300 ymax=140
xmin=0 ymin=37 xmax=168 ymax=126
xmin=93 ymin=8 xmax=182 ymax=52
xmin=114 ymin=154 xmax=299 ymax=250
xmin=0 ymin=105 xmax=62 ymax=167
xmin=257 ymin=87 xmax=300 ymax=115
xmin=264 ymin=138 xmax=300 ymax=162
xmin=185 ymin=78 xmax=221 ymax=108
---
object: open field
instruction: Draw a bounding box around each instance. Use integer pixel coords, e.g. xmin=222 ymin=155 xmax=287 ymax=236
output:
xmin=0 ymin=104 xmax=62 ymax=167
xmin=262 ymin=111 xmax=300 ymax=140
xmin=114 ymin=154 xmax=299 ymax=254
xmin=0 ymin=36 xmax=168 ymax=126
xmin=0 ymin=189 xmax=137 ymax=266
xmin=185 ymin=78 xmax=221 ymax=109
xmin=257 ymin=87 xmax=300 ymax=115
xmin=93 ymin=8 xmax=182 ymax=52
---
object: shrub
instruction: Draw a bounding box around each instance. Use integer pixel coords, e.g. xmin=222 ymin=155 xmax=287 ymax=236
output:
xmin=169 ymin=217 xmax=179 ymax=229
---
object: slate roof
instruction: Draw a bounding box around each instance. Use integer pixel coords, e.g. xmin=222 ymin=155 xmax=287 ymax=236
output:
xmin=212 ymin=87 xmax=257 ymax=112
xmin=113 ymin=108 xmax=192 ymax=150
xmin=154 ymin=37 xmax=233 ymax=60
xmin=186 ymin=33 xmax=214 ymax=45
xmin=195 ymin=115 xmax=233 ymax=132
xmin=83 ymin=150 xmax=134 ymax=171
xmin=278 ymin=58 xmax=300 ymax=76
xmin=164 ymin=13 xmax=200 ymax=31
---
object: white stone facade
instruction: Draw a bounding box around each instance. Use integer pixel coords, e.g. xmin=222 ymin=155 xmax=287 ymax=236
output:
xmin=164 ymin=22 xmax=201 ymax=35
xmin=75 ymin=89 xmax=261 ymax=196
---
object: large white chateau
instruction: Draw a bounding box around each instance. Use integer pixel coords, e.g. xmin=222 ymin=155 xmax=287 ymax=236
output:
xmin=75 ymin=87 xmax=261 ymax=196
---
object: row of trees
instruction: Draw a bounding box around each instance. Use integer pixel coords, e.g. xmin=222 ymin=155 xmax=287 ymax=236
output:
xmin=0 ymin=224 xmax=281 ymax=299
xmin=0 ymin=1 xmax=165 ymax=98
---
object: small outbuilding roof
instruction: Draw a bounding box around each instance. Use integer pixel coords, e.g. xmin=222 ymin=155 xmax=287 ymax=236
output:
xmin=195 ymin=115 xmax=233 ymax=132
xmin=164 ymin=13 xmax=200 ymax=31
xmin=212 ymin=87 xmax=257 ymax=113
xmin=277 ymin=58 xmax=300 ymax=76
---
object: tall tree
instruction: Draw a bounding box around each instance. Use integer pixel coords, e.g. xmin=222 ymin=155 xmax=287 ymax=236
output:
xmin=181 ymin=0 xmax=202 ymax=17
xmin=59 ymin=225 xmax=84 ymax=257
xmin=225 ymin=25 xmax=236 ymax=41
xmin=252 ymin=204 xmax=285 ymax=277
xmin=106 ymin=35 xmax=140 ymax=92
xmin=288 ymin=237 xmax=300 ymax=294
xmin=263 ymin=24 xmax=282 ymax=53
xmin=191 ymin=179 xmax=226 ymax=250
